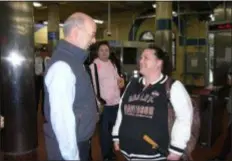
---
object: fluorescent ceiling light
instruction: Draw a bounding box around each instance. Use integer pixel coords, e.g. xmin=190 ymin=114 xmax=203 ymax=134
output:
xmin=43 ymin=21 xmax=64 ymax=27
xmin=94 ymin=19 xmax=104 ymax=24
xmin=33 ymin=2 xmax=42 ymax=7
xmin=152 ymin=4 xmax=156 ymax=8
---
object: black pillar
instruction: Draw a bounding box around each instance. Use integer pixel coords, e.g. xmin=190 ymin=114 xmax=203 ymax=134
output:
xmin=0 ymin=2 xmax=37 ymax=160
xmin=48 ymin=3 xmax=60 ymax=56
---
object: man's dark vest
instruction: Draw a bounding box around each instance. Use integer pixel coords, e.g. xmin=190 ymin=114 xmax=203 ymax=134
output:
xmin=43 ymin=40 xmax=97 ymax=143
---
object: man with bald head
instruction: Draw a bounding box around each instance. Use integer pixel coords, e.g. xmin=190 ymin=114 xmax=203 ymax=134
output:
xmin=43 ymin=12 xmax=98 ymax=161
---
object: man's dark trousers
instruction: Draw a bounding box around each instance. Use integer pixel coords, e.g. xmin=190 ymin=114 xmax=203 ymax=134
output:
xmin=45 ymin=136 xmax=91 ymax=161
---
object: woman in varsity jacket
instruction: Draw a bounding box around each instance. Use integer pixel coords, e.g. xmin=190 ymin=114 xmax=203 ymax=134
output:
xmin=112 ymin=45 xmax=193 ymax=161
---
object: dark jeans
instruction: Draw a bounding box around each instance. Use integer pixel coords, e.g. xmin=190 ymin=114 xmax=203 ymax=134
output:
xmin=218 ymin=122 xmax=231 ymax=159
xmin=35 ymin=75 xmax=44 ymax=116
xmin=100 ymin=105 xmax=118 ymax=159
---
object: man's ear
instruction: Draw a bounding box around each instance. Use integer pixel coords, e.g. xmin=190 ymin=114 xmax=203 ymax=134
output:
xmin=70 ymin=27 xmax=78 ymax=39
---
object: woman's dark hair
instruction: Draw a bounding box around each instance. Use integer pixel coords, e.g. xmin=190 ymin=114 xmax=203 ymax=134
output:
xmin=87 ymin=41 xmax=111 ymax=64
xmin=96 ymin=41 xmax=110 ymax=52
xmin=110 ymin=51 xmax=121 ymax=75
xmin=96 ymin=41 xmax=122 ymax=74
xmin=147 ymin=44 xmax=173 ymax=76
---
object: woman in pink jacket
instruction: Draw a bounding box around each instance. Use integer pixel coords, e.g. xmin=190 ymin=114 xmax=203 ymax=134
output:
xmin=89 ymin=41 xmax=124 ymax=161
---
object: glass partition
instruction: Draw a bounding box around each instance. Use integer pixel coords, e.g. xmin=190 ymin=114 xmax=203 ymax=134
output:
xmin=207 ymin=31 xmax=232 ymax=86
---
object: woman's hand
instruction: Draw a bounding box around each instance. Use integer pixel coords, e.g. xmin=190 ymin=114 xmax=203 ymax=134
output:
xmin=114 ymin=141 xmax=120 ymax=151
xmin=118 ymin=77 xmax=125 ymax=89
xmin=167 ymin=152 xmax=181 ymax=160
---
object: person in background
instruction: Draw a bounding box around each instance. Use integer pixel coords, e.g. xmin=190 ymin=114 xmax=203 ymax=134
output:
xmin=43 ymin=12 xmax=98 ymax=161
xmin=44 ymin=55 xmax=51 ymax=68
xmin=112 ymin=44 xmax=193 ymax=161
xmin=89 ymin=41 xmax=124 ymax=161
xmin=34 ymin=48 xmax=45 ymax=114
xmin=209 ymin=66 xmax=232 ymax=161
xmin=41 ymin=54 xmax=50 ymax=119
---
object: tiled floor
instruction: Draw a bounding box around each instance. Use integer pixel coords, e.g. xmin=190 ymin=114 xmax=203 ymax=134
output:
xmin=36 ymin=108 xmax=232 ymax=161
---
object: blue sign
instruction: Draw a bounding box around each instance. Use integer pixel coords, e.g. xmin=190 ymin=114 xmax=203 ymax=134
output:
xmin=48 ymin=32 xmax=59 ymax=40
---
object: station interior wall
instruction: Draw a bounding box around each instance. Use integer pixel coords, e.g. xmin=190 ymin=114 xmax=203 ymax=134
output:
xmin=35 ymin=10 xmax=208 ymax=84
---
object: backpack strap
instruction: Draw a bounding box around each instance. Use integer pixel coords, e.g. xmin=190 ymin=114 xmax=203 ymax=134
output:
xmin=85 ymin=65 xmax=99 ymax=113
xmin=93 ymin=63 xmax=101 ymax=98
xmin=93 ymin=63 xmax=106 ymax=106
xmin=165 ymin=76 xmax=175 ymax=105
xmin=165 ymin=76 xmax=176 ymax=146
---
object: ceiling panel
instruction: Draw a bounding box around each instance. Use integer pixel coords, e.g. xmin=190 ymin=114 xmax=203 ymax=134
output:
xmin=34 ymin=1 xmax=223 ymax=23
xmin=34 ymin=1 xmax=151 ymax=22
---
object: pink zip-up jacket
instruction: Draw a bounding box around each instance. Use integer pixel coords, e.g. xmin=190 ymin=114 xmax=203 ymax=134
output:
xmin=89 ymin=58 xmax=121 ymax=106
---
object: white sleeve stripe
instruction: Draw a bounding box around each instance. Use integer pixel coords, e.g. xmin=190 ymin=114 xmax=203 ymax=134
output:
xmin=168 ymin=148 xmax=183 ymax=156
xmin=112 ymin=80 xmax=133 ymax=139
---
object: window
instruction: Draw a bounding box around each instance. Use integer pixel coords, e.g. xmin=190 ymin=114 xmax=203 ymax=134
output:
xmin=139 ymin=31 xmax=155 ymax=42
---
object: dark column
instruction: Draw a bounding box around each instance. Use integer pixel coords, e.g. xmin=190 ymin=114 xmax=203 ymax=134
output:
xmin=47 ymin=3 xmax=60 ymax=56
xmin=0 ymin=2 xmax=37 ymax=160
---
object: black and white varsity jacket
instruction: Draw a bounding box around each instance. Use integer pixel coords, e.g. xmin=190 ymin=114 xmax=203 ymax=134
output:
xmin=112 ymin=74 xmax=193 ymax=161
